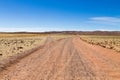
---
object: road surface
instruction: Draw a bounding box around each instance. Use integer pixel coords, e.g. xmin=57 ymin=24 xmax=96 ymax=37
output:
xmin=0 ymin=37 xmax=120 ymax=80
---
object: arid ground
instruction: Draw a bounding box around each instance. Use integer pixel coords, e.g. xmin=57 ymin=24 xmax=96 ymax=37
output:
xmin=0 ymin=36 xmax=120 ymax=80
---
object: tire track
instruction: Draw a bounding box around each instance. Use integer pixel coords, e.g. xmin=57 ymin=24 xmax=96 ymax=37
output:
xmin=73 ymin=37 xmax=120 ymax=80
xmin=0 ymin=37 xmax=120 ymax=80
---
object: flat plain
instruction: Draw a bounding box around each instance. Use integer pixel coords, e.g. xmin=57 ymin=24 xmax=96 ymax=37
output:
xmin=0 ymin=34 xmax=120 ymax=80
xmin=80 ymin=35 xmax=120 ymax=52
xmin=0 ymin=34 xmax=71 ymax=60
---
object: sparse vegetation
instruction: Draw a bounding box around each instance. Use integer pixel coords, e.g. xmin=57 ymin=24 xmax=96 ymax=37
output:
xmin=0 ymin=37 xmax=46 ymax=60
xmin=80 ymin=35 xmax=120 ymax=52
xmin=0 ymin=33 xmax=71 ymax=61
xmin=0 ymin=33 xmax=72 ymax=71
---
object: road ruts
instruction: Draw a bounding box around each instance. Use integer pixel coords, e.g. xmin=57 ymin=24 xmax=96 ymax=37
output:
xmin=0 ymin=37 xmax=120 ymax=80
xmin=73 ymin=37 xmax=120 ymax=80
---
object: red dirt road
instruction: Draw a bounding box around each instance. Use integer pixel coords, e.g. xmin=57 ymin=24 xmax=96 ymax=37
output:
xmin=0 ymin=37 xmax=120 ymax=80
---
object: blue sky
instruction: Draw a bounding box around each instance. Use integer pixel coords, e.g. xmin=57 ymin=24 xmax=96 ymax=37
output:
xmin=0 ymin=0 xmax=120 ymax=32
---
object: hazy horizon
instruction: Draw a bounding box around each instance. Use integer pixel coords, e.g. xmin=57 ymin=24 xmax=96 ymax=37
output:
xmin=0 ymin=0 xmax=120 ymax=32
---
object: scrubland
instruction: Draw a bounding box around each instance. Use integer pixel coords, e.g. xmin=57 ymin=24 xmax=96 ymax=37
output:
xmin=0 ymin=34 xmax=71 ymax=61
xmin=0 ymin=37 xmax=46 ymax=60
xmin=80 ymin=35 xmax=120 ymax=52
xmin=1 ymin=36 xmax=120 ymax=80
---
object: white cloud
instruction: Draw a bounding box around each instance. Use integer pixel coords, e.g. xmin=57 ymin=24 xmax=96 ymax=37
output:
xmin=88 ymin=17 xmax=120 ymax=27
xmin=0 ymin=27 xmax=44 ymax=32
xmin=0 ymin=27 xmax=70 ymax=32
xmin=90 ymin=17 xmax=120 ymax=23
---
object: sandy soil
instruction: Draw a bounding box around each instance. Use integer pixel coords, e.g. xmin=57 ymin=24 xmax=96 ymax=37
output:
xmin=0 ymin=37 xmax=120 ymax=80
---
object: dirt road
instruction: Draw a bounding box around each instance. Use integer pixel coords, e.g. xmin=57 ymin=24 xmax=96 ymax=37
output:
xmin=0 ymin=37 xmax=120 ymax=80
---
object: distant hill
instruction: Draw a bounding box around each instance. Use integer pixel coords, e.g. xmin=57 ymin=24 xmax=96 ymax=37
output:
xmin=0 ymin=31 xmax=120 ymax=35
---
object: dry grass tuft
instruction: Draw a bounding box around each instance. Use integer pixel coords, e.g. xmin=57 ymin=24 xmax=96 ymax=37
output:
xmin=80 ymin=35 xmax=120 ymax=52
xmin=0 ymin=33 xmax=71 ymax=71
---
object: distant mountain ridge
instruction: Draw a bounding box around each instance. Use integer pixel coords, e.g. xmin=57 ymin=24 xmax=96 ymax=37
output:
xmin=0 ymin=31 xmax=120 ymax=35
